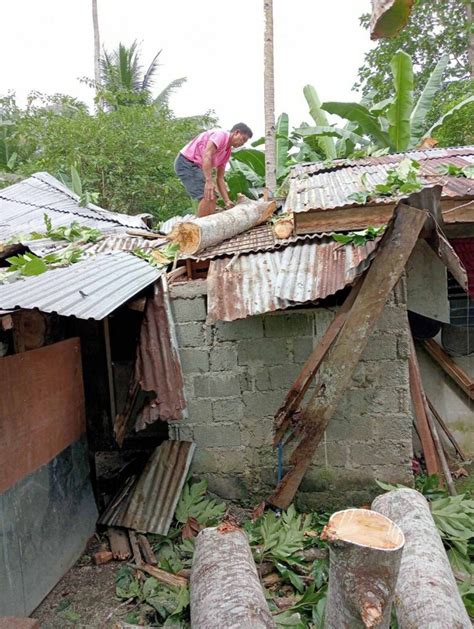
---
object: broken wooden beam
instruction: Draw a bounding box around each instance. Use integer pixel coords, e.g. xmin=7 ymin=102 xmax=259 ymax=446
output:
xmin=372 ymin=489 xmax=471 ymax=628
xmin=93 ymin=550 xmax=114 ymax=565
xmin=131 ymin=563 xmax=188 ymax=589
xmin=422 ymin=338 xmax=474 ymax=400
xmin=128 ymin=530 xmax=143 ymax=566
xmin=268 ymin=203 xmax=428 ymax=509
xmin=137 ymin=534 xmax=157 ymax=565
xmin=427 ymin=397 xmax=467 ymax=461
xmin=167 ymin=197 xmax=276 ymax=255
xmin=190 ymin=526 xmax=275 ymax=628
xmin=273 ymin=280 xmax=361 ymax=447
xmin=108 ymin=527 xmax=132 ymax=561
xmin=322 ymin=508 xmax=404 ymax=628
xmin=425 ymin=406 xmax=457 ymax=496
xmin=408 ymin=333 xmax=440 ymax=476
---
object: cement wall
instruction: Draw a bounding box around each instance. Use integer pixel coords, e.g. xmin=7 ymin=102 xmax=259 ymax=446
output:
xmin=170 ymin=280 xmax=414 ymax=510
xmin=0 ymin=438 xmax=97 ymax=616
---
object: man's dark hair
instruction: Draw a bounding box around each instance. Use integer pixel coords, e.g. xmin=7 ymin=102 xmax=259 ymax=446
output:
xmin=231 ymin=122 xmax=253 ymax=138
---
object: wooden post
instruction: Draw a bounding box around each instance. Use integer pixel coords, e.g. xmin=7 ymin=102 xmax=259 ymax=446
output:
xmin=269 ymin=203 xmax=428 ymax=509
xmin=427 ymin=398 xmax=467 ymax=461
xmin=323 ymin=509 xmax=404 ymax=628
xmin=373 ymin=489 xmax=471 ymax=628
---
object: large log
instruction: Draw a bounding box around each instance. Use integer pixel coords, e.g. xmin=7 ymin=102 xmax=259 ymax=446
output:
xmin=190 ymin=526 xmax=275 ymax=629
xmin=372 ymin=488 xmax=471 ymax=628
xmin=322 ymin=509 xmax=404 ymax=629
xmin=269 ymin=203 xmax=428 ymax=509
xmin=167 ymin=197 xmax=276 ymax=254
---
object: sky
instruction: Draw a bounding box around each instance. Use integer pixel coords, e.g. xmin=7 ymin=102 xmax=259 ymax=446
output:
xmin=1 ymin=0 xmax=375 ymax=137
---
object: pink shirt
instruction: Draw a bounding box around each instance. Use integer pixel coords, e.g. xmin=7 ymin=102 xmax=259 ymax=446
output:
xmin=181 ymin=130 xmax=231 ymax=168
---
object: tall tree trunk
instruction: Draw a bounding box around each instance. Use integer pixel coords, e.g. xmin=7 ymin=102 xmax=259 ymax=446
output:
xmin=263 ymin=0 xmax=276 ymax=195
xmin=467 ymin=1 xmax=474 ymax=78
xmin=92 ymin=0 xmax=102 ymax=107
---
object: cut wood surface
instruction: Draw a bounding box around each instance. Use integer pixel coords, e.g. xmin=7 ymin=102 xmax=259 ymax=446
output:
xmin=272 ymin=216 xmax=294 ymax=239
xmin=422 ymin=338 xmax=474 ymax=400
xmin=167 ymin=197 xmax=276 ymax=254
xmin=273 ymin=281 xmax=361 ymax=447
xmin=108 ymin=528 xmax=132 ymax=561
xmin=372 ymin=489 xmax=471 ymax=628
xmin=322 ymin=508 xmax=404 ymax=629
xmin=190 ymin=527 xmax=275 ymax=629
xmin=269 ymin=203 xmax=428 ymax=509
xmin=408 ymin=334 xmax=440 ymax=476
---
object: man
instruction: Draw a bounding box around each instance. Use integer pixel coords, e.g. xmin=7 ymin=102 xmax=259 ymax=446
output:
xmin=174 ymin=123 xmax=253 ymax=217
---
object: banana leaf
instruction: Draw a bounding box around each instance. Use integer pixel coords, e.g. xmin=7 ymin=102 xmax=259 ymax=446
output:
xmin=322 ymin=102 xmax=390 ymax=148
xmin=276 ymin=113 xmax=290 ymax=181
xmin=370 ymin=0 xmax=414 ymax=40
xmin=295 ymin=125 xmax=370 ymax=146
xmin=303 ymin=85 xmax=336 ymax=160
xmin=424 ymin=95 xmax=474 ymax=138
xmin=231 ymin=148 xmax=266 ymax=178
xmin=387 ymin=51 xmax=414 ymax=152
xmin=410 ymin=55 xmax=449 ymax=144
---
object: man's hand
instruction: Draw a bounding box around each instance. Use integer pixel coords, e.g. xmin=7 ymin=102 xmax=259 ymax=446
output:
xmin=204 ymin=181 xmax=216 ymax=201
xmin=224 ymin=200 xmax=235 ymax=209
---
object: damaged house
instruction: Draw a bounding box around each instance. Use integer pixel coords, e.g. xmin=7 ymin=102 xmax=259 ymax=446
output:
xmin=0 ymin=146 xmax=473 ymax=616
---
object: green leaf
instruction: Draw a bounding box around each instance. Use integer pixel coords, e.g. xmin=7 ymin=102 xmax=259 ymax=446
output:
xmin=322 ymin=101 xmax=390 ymax=148
xmin=463 ymin=165 xmax=474 ymax=179
xmin=232 ymin=148 xmax=265 ymax=179
xmin=294 ymin=125 xmax=370 ymax=147
xmin=303 ymin=85 xmax=336 ymax=160
xmin=347 ymin=191 xmax=370 ymax=204
xmin=276 ymin=113 xmax=290 ymax=181
xmin=425 ymin=95 xmax=474 ymax=138
xmin=387 ymin=51 xmax=414 ymax=151
xmin=70 ymin=165 xmax=83 ymax=196
xmin=410 ymin=55 xmax=449 ymax=143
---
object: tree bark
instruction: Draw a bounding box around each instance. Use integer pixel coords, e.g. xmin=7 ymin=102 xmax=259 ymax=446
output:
xmin=92 ymin=0 xmax=102 ymax=105
xmin=467 ymin=1 xmax=474 ymax=79
xmin=322 ymin=509 xmax=404 ymax=629
xmin=372 ymin=488 xmax=471 ymax=628
xmin=167 ymin=198 xmax=275 ymax=254
xmin=263 ymin=0 xmax=276 ymax=194
xmin=190 ymin=526 xmax=275 ymax=629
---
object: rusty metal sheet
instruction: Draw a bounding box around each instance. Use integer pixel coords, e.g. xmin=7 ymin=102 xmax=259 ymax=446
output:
xmin=286 ymin=148 xmax=474 ymax=214
xmin=206 ymin=237 xmax=379 ymax=323
xmin=0 ymin=338 xmax=85 ymax=492
xmin=134 ymin=275 xmax=187 ymax=428
xmin=99 ymin=440 xmax=195 ymax=535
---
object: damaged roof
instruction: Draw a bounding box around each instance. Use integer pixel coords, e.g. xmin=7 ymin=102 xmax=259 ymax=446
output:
xmin=285 ymin=146 xmax=474 ymax=214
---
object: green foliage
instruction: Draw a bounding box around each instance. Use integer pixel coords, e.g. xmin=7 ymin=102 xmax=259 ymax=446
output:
xmin=5 ymin=252 xmax=48 ymax=276
xmin=3 ymin=93 xmax=213 ymax=222
xmin=427 ymin=79 xmax=474 ymax=147
xmin=303 ymin=86 xmax=337 ymax=160
xmin=30 ymin=213 xmax=101 ymax=243
xmin=347 ymin=158 xmax=422 ymax=206
xmin=58 ymin=165 xmax=100 ymax=207
xmin=438 ymin=163 xmax=474 ymax=179
xmin=332 ymin=225 xmax=386 ymax=246
xmin=355 ymin=0 xmax=470 ymax=100
xmin=133 ymin=243 xmax=180 ymax=268
xmin=388 ymin=51 xmax=414 ymax=151
xmin=174 ymin=480 xmax=226 ymax=526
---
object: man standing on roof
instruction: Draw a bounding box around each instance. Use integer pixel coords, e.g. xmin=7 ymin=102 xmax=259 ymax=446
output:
xmin=174 ymin=123 xmax=253 ymax=218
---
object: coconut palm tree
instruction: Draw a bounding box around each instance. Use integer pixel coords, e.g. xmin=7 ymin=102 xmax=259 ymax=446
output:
xmin=99 ymin=41 xmax=186 ymax=110
xmin=263 ymin=0 xmax=276 ymax=194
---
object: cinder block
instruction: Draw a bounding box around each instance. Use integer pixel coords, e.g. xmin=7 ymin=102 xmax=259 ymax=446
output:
xmin=269 ymin=364 xmax=302 ymax=390
xmin=350 ymin=439 xmax=413 ymax=467
xmin=264 ymin=313 xmax=313 ymax=338
xmin=193 ymin=423 xmax=241 ymax=447
xmin=210 ymin=344 xmax=238 ymax=371
xmin=212 ymin=398 xmax=244 ymax=422
xmin=292 ymin=337 xmax=314 ymax=363
xmin=374 ymin=305 xmax=408 ymax=333
xmin=240 ymin=418 xmax=274 ymax=447
xmin=325 ymin=415 xmax=375 ymax=442
xmin=373 ymin=413 xmax=412 ymax=441
xmin=371 ymin=463 xmax=414 ymax=485
xmin=194 ymin=373 xmax=240 ymax=398
xmin=238 ymin=339 xmax=289 ymax=366
xmin=254 ymin=368 xmax=271 ymax=391
xmin=397 ymin=334 xmax=410 ymax=359
xmin=175 ymin=322 xmax=210 ymax=348
xmin=361 ymin=334 xmax=398 ymax=361
xmin=172 ymin=296 xmax=207 ymax=322
xmin=215 ymin=317 xmax=264 ymax=341
xmin=179 ymin=348 xmax=209 ymax=374
xmin=215 ymin=447 xmax=247 ymax=473
xmin=351 ymin=360 xmax=408 ymax=389
xmin=186 ymin=399 xmax=213 ymax=423
xmin=243 ymin=390 xmax=284 ymax=418
xmin=314 ymin=308 xmax=335 ymax=341
xmin=202 ymin=474 xmax=248 ymax=501
xmin=313 ymin=442 xmax=349 ymax=467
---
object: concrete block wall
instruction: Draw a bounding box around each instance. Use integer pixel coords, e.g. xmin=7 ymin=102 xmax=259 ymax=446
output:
xmin=169 ymin=280 xmax=414 ymax=509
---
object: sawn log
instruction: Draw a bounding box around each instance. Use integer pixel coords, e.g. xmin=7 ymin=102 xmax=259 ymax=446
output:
xmin=167 ymin=197 xmax=276 ymax=254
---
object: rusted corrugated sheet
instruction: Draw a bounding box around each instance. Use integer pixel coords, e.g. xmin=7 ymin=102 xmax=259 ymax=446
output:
xmin=99 ymin=440 xmax=195 ymax=535
xmin=134 ymin=275 xmax=186 ymax=427
xmin=451 ymin=237 xmax=474 ymax=298
xmin=286 ymin=148 xmax=474 ymax=214
xmin=206 ymin=237 xmax=379 ymax=323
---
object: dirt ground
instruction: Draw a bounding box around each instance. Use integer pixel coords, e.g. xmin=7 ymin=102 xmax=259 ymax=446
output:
xmin=33 ymin=537 xmax=134 ymax=629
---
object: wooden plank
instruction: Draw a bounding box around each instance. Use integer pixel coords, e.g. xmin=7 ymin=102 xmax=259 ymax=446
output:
xmin=108 ymin=528 xmax=132 ymax=561
xmin=425 ymin=405 xmax=457 ymax=496
xmin=128 ymin=530 xmax=143 ymax=566
xmin=408 ymin=334 xmax=440 ymax=476
xmin=131 ymin=563 xmax=188 ymax=589
xmin=268 ymin=203 xmax=428 ymax=509
xmin=137 ymin=534 xmax=157 ymax=565
xmin=427 ymin=398 xmax=467 ymax=461
xmin=422 ymin=339 xmax=474 ymax=400
xmin=273 ymin=280 xmax=361 ymax=447
xmin=428 ymin=226 xmax=468 ymax=291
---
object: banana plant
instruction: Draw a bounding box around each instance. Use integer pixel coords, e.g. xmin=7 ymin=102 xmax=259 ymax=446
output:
xmin=298 ymin=52 xmax=473 ymax=155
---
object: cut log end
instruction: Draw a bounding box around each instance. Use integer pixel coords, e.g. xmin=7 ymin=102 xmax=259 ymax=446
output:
xmin=272 ymin=218 xmax=294 ymax=239
xmin=167 ymin=222 xmax=200 ymax=254
xmin=323 ymin=508 xmax=404 ymax=551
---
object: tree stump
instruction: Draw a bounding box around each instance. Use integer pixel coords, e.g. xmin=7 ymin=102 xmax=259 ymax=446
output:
xmin=190 ymin=525 xmax=275 ymax=629
xmin=372 ymin=488 xmax=471 ymax=628
xmin=322 ymin=508 xmax=405 ymax=628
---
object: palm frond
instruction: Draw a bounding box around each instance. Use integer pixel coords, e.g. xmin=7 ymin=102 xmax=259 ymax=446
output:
xmin=154 ymin=77 xmax=187 ymax=108
xmin=141 ymin=50 xmax=162 ymax=92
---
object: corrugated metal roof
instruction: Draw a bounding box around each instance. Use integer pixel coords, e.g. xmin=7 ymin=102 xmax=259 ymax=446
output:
xmin=0 ymin=172 xmax=147 ymax=240
xmin=286 ymin=148 xmax=474 ymax=214
xmin=0 ymin=251 xmax=162 ymax=320
xmin=99 ymin=440 xmax=195 ymax=535
xmin=206 ymin=237 xmax=379 ymax=322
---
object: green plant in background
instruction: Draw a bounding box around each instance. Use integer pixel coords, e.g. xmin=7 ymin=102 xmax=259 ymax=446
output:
xmin=438 ymin=163 xmax=474 ymax=179
xmin=30 ymin=214 xmax=102 ymax=243
xmin=332 ymin=225 xmax=386 ymax=246
xmin=174 ymin=479 xmax=226 ymax=526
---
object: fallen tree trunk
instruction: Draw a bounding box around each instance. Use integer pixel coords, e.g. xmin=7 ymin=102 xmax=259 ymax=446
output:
xmin=372 ymin=488 xmax=471 ymax=628
xmin=322 ymin=509 xmax=404 ymax=629
xmin=167 ymin=197 xmax=276 ymax=254
xmin=190 ymin=526 xmax=275 ymax=628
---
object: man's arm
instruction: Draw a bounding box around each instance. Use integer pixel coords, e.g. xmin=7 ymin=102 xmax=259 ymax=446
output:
xmin=202 ymin=141 xmax=217 ymax=201
xmin=216 ymin=165 xmax=234 ymax=209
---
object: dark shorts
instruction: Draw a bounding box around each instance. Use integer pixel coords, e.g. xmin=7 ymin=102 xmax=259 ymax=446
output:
xmin=174 ymin=153 xmax=205 ymax=200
